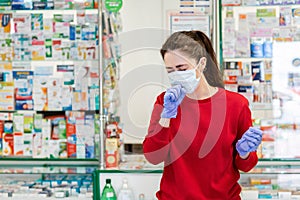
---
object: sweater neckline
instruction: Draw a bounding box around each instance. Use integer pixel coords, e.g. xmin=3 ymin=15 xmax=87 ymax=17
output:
xmin=184 ymin=87 xmax=224 ymax=104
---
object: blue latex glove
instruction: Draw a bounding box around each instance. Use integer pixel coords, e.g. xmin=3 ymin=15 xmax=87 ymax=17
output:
xmin=236 ymin=127 xmax=263 ymax=157
xmin=161 ymin=85 xmax=186 ymax=118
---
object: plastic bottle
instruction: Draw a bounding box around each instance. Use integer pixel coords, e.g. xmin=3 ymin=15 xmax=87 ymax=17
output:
xmin=117 ymin=178 xmax=135 ymax=200
xmin=101 ymin=179 xmax=117 ymax=200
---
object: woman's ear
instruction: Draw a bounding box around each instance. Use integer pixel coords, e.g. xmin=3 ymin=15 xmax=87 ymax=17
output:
xmin=199 ymin=57 xmax=207 ymax=72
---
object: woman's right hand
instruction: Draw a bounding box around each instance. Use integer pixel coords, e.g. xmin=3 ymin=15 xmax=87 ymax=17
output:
xmin=161 ymin=85 xmax=186 ymax=118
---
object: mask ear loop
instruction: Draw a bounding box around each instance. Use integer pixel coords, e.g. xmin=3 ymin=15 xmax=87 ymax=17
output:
xmin=203 ymin=65 xmax=218 ymax=99
xmin=198 ymin=56 xmax=216 ymax=98
xmin=195 ymin=57 xmax=206 ymax=81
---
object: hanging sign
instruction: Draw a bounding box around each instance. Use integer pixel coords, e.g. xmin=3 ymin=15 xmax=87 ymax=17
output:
xmin=105 ymin=0 xmax=122 ymax=12
xmin=169 ymin=13 xmax=210 ymax=38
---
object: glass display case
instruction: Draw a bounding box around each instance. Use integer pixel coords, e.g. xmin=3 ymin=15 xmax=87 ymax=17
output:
xmin=0 ymin=163 xmax=97 ymax=199
xmin=95 ymin=160 xmax=300 ymax=200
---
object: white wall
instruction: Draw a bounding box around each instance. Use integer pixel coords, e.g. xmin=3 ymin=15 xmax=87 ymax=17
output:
xmin=118 ymin=0 xmax=179 ymax=144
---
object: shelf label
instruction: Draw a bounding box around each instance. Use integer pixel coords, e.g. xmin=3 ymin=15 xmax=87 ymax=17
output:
xmin=105 ymin=0 xmax=122 ymax=12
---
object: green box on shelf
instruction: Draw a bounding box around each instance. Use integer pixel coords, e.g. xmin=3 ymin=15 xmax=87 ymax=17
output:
xmin=34 ymin=114 xmax=43 ymax=132
xmin=24 ymin=113 xmax=34 ymax=133
xmin=13 ymin=113 xmax=24 ymax=133
xmin=58 ymin=119 xmax=66 ymax=139
xmin=0 ymin=0 xmax=11 ymax=8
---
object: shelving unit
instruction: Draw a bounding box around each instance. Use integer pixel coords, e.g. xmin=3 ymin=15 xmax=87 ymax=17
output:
xmin=0 ymin=0 xmax=126 ymax=198
xmin=0 ymin=4 xmax=101 ymax=156
xmin=0 ymin=0 xmax=106 ymax=198
xmin=220 ymin=0 xmax=300 ymax=155
xmin=219 ymin=0 xmax=300 ymax=198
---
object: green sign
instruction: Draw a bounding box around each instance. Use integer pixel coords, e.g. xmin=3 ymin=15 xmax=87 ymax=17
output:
xmin=105 ymin=0 xmax=122 ymax=12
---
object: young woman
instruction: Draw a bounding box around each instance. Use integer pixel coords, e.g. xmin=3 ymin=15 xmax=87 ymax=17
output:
xmin=143 ymin=30 xmax=262 ymax=199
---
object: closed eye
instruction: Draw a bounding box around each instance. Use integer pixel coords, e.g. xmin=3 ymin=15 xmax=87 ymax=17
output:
xmin=166 ymin=64 xmax=189 ymax=73
xmin=176 ymin=64 xmax=188 ymax=71
xmin=166 ymin=67 xmax=174 ymax=73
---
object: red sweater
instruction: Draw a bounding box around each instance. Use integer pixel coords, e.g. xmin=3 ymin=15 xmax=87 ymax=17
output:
xmin=143 ymin=88 xmax=258 ymax=200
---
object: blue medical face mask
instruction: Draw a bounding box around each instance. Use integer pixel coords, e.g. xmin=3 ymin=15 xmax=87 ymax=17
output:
xmin=167 ymin=62 xmax=201 ymax=94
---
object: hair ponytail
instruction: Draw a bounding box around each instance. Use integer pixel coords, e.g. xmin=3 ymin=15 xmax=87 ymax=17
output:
xmin=194 ymin=31 xmax=224 ymax=88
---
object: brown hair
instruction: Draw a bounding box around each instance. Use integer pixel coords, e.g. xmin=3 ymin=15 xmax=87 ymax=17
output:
xmin=160 ymin=31 xmax=224 ymax=88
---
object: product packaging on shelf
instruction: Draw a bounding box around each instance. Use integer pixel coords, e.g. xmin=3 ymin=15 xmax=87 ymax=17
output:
xmin=101 ymin=178 xmax=117 ymax=200
xmin=105 ymin=137 xmax=119 ymax=169
xmin=105 ymin=119 xmax=123 ymax=169
xmin=0 ymin=82 xmax=14 ymax=111
xmin=2 ymin=11 xmax=101 ymax=111
xmin=117 ymin=178 xmax=134 ymax=200
xmin=66 ymin=112 xmax=77 ymax=158
xmin=0 ymin=110 xmax=98 ymax=159
xmin=259 ymin=125 xmax=276 ymax=158
xmin=11 ymin=0 xmax=33 ymax=10
xmin=2 ymin=132 xmax=13 ymax=156
xmin=0 ymin=120 xmax=3 ymax=156
xmin=0 ymin=174 xmax=94 ymax=198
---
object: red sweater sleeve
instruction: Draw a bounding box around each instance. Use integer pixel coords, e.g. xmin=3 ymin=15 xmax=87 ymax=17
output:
xmin=143 ymin=93 xmax=171 ymax=165
xmin=234 ymin=99 xmax=258 ymax=172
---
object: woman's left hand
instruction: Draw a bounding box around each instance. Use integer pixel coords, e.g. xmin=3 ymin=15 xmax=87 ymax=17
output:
xmin=236 ymin=127 xmax=263 ymax=157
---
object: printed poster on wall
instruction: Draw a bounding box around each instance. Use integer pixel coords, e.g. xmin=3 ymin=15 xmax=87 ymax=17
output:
xmin=272 ymin=42 xmax=300 ymax=123
xmin=169 ymin=14 xmax=210 ymax=38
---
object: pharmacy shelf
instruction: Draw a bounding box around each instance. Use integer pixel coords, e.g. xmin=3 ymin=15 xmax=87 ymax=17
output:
xmin=97 ymin=169 xmax=163 ymax=174
xmin=0 ymin=59 xmax=100 ymax=62
xmin=0 ymin=9 xmax=98 ymax=13
xmin=258 ymin=158 xmax=300 ymax=166
xmin=0 ymin=158 xmax=99 ymax=168
xmin=250 ymin=164 xmax=300 ymax=174
xmin=0 ymin=110 xmax=100 ymax=113
xmin=223 ymin=57 xmax=273 ymax=62
xmin=0 ymin=158 xmax=98 ymax=174
xmin=0 ymin=198 xmax=92 ymax=200
xmin=0 ymin=165 xmax=97 ymax=174
xmin=222 ymin=4 xmax=300 ymax=8
xmin=250 ymin=103 xmax=273 ymax=110
xmin=97 ymin=162 xmax=300 ymax=176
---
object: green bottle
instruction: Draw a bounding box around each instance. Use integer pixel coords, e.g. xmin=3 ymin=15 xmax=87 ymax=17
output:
xmin=101 ymin=179 xmax=117 ymax=200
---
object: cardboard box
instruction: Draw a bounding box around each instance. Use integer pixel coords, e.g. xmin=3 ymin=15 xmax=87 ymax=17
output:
xmin=14 ymin=132 xmax=24 ymax=156
xmin=105 ymin=138 xmax=119 ymax=168
xmin=2 ymin=133 xmax=13 ymax=155
xmin=66 ymin=122 xmax=76 ymax=158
